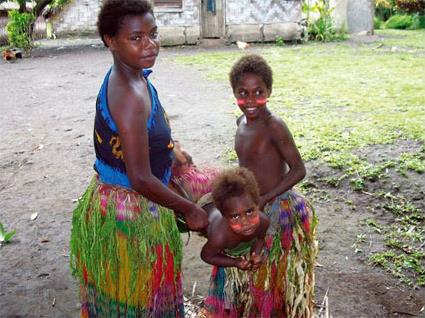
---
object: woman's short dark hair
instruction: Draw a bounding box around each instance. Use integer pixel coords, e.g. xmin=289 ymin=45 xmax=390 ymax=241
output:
xmin=212 ymin=167 xmax=260 ymax=213
xmin=229 ymin=54 xmax=273 ymax=92
xmin=97 ymin=0 xmax=154 ymax=47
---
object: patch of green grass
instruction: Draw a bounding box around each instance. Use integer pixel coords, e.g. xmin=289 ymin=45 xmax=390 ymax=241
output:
xmin=369 ymin=249 xmax=425 ymax=287
xmin=362 ymin=218 xmax=383 ymax=233
xmin=397 ymin=150 xmax=425 ymax=175
xmin=321 ymin=174 xmax=347 ymax=187
xmin=361 ymin=194 xmax=425 ymax=286
xmin=375 ymin=29 xmax=425 ymax=49
xmin=177 ymin=41 xmax=425 ymax=163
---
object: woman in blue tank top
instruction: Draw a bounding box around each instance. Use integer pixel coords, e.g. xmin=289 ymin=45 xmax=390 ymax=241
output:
xmin=69 ymin=1 xmax=208 ymax=316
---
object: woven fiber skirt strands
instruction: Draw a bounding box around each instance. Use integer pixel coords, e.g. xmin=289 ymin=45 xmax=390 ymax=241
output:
xmin=70 ymin=177 xmax=184 ymax=318
xmin=201 ymin=190 xmax=318 ymax=318
xmin=171 ymin=166 xmax=220 ymax=203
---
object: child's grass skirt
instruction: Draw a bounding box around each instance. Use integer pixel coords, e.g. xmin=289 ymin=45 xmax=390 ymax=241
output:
xmin=70 ymin=177 xmax=184 ymax=318
xmin=202 ymin=190 xmax=318 ymax=318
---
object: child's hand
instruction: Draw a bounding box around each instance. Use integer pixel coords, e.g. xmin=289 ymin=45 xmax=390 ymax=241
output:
xmin=250 ymin=251 xmax=266 ymax=271
xmin=236 ymin=257 xmax=251 ymax=271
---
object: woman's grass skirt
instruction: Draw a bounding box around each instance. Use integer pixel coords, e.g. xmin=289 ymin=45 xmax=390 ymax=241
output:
xmin=201 ymin=190 xmax=318 ymax=318
xmin=70 ymin=177 xmax=184 ymax=317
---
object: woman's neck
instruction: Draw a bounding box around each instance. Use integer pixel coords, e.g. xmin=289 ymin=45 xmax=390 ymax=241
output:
xmin=112 ymin=56 xmax=143 ymax=81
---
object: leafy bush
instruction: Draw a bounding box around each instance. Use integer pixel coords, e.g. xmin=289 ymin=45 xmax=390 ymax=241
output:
xmin=410 ymin=14 xmax=425 ymax=28
xmin=384 ymin=14 xmax=414 ymax=28
xmin=396 ymin=0 xmax=425 ymax=14
xmin=308 ymin=16 xmax=336 ymax=41
xmin=6 ymin=10 xmax=35 ymax=52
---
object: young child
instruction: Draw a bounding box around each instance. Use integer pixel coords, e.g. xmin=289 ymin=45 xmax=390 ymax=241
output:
xmin=171 ymin=140 xmax=220 ymax=203
xmin=203 ymin=54 xmax=318 ymax=318
xmin=200 ymin=167 xmax=270 ymax=271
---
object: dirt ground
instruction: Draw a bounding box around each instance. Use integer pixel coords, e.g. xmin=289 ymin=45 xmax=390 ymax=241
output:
xmin=0 ymin=40 xmax=424 ymax=318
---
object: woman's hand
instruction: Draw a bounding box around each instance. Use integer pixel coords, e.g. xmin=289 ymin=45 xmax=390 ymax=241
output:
xmin=181 ymin=204 xmax=208 ymax=231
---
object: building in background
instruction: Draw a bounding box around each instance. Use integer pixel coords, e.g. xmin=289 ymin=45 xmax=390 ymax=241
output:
xmin=47 ymin=0 xmax=303 ymax=45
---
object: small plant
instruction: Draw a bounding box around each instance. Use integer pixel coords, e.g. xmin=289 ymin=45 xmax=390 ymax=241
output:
xmin=225 ymin=148 xmax=238 ymax=162
xmin=275 ymin=36 xmax=284 ymax=46
xmin=0 ymin=222 xmax=16 ymax=246
xmin=356 ymin=233 xmax=367 ymax=243
xmin=363 ymin=218 xmax=382 ymax=233
xmin=6 ymin=10 xmax=35 ymax=52
xmin=350 ymin=177 xmax=365 ymax=191
xmin=303 ymin=0 xmax=342 ymax=42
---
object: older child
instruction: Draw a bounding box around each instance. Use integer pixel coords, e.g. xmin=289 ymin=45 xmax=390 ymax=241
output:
xmin=203 ymin=54 xmax=318 ymax=318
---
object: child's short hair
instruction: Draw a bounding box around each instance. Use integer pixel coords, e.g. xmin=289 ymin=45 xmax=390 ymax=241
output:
xmin=229 ymin=54 xmax=273 ymax=92
xmin=212 ymin=167 xmax=260 ymax=213
xmin=97 ymin=0 xmax=154 ymax=47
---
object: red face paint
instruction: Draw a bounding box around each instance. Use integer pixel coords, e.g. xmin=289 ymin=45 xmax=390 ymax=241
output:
xmin=235 ymin=97 xmax=267 ymax=107
xmin=255 ymin=97 xmax=267 ymax=106
xmin=236 ymin=98 xmax=246 ymax=106
xmin=229 ymin=223 xmax=243 ymax=232
xmin=249 ymin=213 xmax=260 ymax=226
xmin=228 ymin=212 xmax=260 ymax=235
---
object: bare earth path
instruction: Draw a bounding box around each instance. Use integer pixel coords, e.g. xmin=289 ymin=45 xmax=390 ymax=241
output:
xmin=0 ymin=42 xmax=424 ymax=317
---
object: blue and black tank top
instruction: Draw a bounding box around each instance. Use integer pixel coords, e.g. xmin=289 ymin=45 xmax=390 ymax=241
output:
xmin=93 ymin=69 xmax=174 ymax=188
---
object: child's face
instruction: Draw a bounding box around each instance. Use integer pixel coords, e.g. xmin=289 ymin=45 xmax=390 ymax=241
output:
xmin=222 ymin=193 xmax=261 ymax=237
xmin=234 ymin=73 xmax=270 ymax=120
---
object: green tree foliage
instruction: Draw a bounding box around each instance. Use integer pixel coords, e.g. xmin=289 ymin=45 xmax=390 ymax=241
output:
xmin=4 ymin=0 xmax=55 ymax=51
xmin=375 ymin=0 xmax=397 ymax=21
xmin=396 ymin=0 xmax=425 ymax=15
xmin=6 ymin=10 xmax=35 ymax=52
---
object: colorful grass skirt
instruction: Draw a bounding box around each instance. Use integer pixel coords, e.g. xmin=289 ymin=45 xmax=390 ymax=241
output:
xmin=202 ymin=190 xmax=318 ymax=318
xmin=171 ymin=165 xmax=220 ymax=203
xmin=70 ymin=177 xmax=184 ymax=317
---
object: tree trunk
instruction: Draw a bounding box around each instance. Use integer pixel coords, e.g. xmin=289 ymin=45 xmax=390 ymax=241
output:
xmin=33 ymin=0 xmax=54 ymax=18
xmin=17 ymin=0 xmax=27 ymax=13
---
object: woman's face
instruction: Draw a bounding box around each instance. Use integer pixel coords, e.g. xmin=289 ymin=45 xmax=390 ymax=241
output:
xmin=107 ymin=13 xmax=160 ymax=69
xmin=222 ymin=194 xmax=261 ymax=237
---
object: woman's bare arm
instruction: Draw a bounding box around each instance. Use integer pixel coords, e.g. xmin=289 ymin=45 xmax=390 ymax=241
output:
xmin=108 ymin=73 xmax=208 ymax=230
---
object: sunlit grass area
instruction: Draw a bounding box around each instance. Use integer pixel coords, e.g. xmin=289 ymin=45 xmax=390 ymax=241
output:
xmin=176 ymin=30 xmax=425 ymax=287
xmin=375 ymin=29 xmax=425 ymax=49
